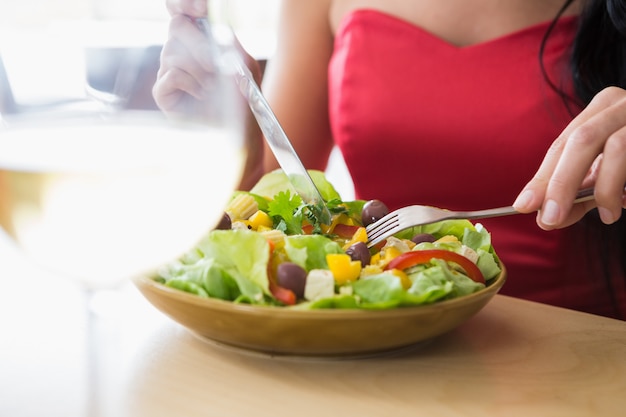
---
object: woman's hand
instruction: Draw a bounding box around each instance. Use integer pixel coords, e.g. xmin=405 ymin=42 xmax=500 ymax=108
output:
xmin=153 ymin=0 xmax=211 ymax=116
xmin=513 ymin=86 xmax=626 ymax=229
xmin=153 ymin=0 xmax=266 ymax=190
xmin=153 ymin=0 xmax=263 ymax=117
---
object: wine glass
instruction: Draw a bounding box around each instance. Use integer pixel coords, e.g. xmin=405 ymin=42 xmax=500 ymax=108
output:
xmin=0 ymin=1 xmax=246 ymax=415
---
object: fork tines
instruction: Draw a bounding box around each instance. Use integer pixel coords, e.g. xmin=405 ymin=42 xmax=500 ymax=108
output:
xmin=365 ymin=213 xmax=401 ymax=247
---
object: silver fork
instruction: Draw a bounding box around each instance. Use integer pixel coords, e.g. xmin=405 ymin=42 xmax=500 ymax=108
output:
xmin=365 ymin=188 xmax=596 ymax=247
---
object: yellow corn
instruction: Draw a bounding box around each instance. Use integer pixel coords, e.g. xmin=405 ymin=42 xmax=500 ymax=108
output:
xmin=260 ymin=229 xmax=286 ymax=249
xmin=225 ymin=194 xmax=258 ymax=221
xmin=326 ymin=253 xmax=361 ymax=285
xmin=248 ymin=210 xmax=273 ymax=230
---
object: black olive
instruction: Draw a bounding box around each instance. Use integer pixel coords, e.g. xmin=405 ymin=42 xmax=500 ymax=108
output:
xmin=411 ymin=233 xmax=436 ymax=245
xmin=214 ymin=213 xmax=232 ymax=230
xmin=345 ymin=242 xmax=371 ymax=267
xmin=361 ymin=200 xmax=389 ymax=226
xmin=276 ymin=262 xmax=307 ymax=299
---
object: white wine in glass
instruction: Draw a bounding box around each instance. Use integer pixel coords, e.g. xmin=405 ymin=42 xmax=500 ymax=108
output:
xmin=0 ymin=114 xmax=245 ymax=289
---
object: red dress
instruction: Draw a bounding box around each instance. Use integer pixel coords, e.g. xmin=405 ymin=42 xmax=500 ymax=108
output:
xmin=328 ymin=9 xmax=625 ymax=318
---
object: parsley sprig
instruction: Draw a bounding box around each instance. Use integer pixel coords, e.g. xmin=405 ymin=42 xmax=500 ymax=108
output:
xmin=267 ymin=192 xmax=359 ymax=236
xmin=267 ymin=191 xmax=304 ymax=234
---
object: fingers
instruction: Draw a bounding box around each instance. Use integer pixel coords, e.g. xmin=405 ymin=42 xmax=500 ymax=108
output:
xmin=153 ymin=66 xmax=201 ymax=111
xmin=538 ymin=198 xmax=598 ymax=229
xmin=595 ymin=123 xmax=626 ymax=200
xmin=153 ymin=14 xmax=216 ymax=113
xmin=166 ymin=14 xmax=216 ymax=73
xmin=513 ymin=86 xmax=626 ymax=229
xmin=512 ymin=94 xmax=609 ymax=213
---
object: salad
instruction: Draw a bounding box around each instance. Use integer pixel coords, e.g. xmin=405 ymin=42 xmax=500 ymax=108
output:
xmin=155 ymin=170 xmax=502 ymax=309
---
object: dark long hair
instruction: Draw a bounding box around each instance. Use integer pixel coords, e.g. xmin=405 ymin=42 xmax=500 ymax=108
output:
xmin=541 ymin=0 xmax=626 ymax=319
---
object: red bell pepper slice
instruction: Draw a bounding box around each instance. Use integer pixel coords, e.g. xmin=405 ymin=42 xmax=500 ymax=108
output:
xmin=384 ymin=249 xmax=485 ymax=284
xmin=269 ymin=280 xmax=297 ymax=305
xmin=266 ymin=240 xmax=297 ymax=305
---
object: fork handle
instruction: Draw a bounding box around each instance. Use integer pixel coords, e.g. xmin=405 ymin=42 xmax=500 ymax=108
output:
xmin=456 ymin=187 xmax=596 ymax=220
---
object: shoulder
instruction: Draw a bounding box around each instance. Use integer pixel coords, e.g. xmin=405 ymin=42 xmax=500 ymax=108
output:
xmin=280 ymin=0 xmax=333 ymax=24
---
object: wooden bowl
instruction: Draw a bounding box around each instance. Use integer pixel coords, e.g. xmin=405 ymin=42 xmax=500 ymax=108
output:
xmin=133 ymin=265 xmax=506 ymax=358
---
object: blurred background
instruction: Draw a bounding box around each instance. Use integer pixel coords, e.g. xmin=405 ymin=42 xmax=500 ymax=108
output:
xmin=0 ymin=0 xmax=281 ymax=56
xmin=0 ymin=0 xmax=280 ymax=108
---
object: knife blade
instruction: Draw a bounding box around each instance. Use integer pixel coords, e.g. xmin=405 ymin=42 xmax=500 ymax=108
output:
xmin=197 ymin=18 xmax=331 ymax=224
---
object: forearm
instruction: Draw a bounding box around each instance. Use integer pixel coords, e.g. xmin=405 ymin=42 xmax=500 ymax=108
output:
xmin=236 ymin=109 xmax=266 ymax=191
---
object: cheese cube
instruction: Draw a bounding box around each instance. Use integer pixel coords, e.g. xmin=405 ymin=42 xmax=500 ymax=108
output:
xmin=304 ymin=269 xmax=335 ymax=301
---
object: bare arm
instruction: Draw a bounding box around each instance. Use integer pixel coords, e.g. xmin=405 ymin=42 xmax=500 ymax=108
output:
xmin=261 ymin=0 xmax=336 ymax=172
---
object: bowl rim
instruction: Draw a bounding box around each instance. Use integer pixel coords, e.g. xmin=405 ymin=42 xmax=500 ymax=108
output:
xmin=133 ymin=264 xmax=506 ymax=320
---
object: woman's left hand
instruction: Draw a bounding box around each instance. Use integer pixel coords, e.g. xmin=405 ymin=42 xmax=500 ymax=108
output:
xmin=513 ymin=86 xmax=626 ymax=230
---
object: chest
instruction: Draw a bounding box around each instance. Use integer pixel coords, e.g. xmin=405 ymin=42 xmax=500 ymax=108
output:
xmin=330 ymin=0 xmax=581 ymax=47
xmin=327 ymin=9 xmax=579 ymax=208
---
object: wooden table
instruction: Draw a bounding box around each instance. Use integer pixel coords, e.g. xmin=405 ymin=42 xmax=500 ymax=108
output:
xmin=1 ymin=232 xmax=625 ymax=417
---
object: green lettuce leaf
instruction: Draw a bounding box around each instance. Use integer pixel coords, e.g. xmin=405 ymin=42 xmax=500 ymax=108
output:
xmin=165 ymin=279 xmax=209 ymax=298
xmin=414 ymin=259 xmax=484 ymax=298
xmin=196 ymin=229 xmax=269 ymax=293
xmin=467 ymin=224 xmax=501 ymax=280
xmin=298 ymin=295 xmax=361 ymax=309
xmin=284 ymin=234 xmax=343 ymax=271
xmin=250 ymin=169 xmax=341 ymax=202
xmin=351 ymin=274 xmax=406 ymax=308
xmin=395 ymin=219 xmax=476 ymax=241
xmin=307 ymin=170 xmax=342 ymax=201
xmin=160 ymin=230 xmax=269 ymax=303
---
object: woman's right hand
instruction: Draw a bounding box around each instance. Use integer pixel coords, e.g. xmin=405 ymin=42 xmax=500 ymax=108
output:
xmin=153 ymin=0 xmax=263 ymax=118
xmin=153 ymin=0 xmax=266 ymax=190
xmin=153 ymin=0 xmax=212 ymax=116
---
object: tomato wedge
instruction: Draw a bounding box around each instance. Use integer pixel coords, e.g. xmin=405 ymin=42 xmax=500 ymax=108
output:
xmin=384 ymin=249 xmax=485 ymax=284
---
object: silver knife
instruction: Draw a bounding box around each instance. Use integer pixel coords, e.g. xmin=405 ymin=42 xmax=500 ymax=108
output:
xmin=197 ymin=18 xmax=332 ymax=224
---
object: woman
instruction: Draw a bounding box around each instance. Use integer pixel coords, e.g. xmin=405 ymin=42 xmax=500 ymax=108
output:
xmin=154 ymin=0 xmax=626 ymax=318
